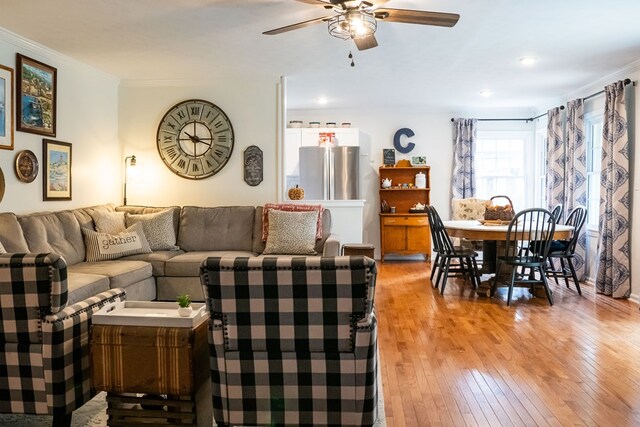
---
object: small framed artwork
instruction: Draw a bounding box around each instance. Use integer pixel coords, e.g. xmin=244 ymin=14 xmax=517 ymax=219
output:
xmin=383 ymin=148 xmax=395 ymax=166
xmin=16 ymin=54 xmax=57 ymax=137
xmin=411 ymin=156 xmax=427 ymax=166
xmin=43 ymin=139 xmax=71 ymax=200
xmin=0 ymin=64 xmax=14 ymax=150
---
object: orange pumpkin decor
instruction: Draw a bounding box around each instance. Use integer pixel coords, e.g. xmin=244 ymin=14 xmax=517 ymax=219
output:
xmin=288 ymin=185 xmax=305 ymax=200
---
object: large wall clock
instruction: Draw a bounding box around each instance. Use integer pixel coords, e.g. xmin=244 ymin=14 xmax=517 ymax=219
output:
xmin=156 ymin=99 xmax=234 ymax=179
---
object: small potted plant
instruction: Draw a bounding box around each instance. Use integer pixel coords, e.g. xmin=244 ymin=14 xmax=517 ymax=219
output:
xmin=176 ymin=294 xmax=192 ymax=317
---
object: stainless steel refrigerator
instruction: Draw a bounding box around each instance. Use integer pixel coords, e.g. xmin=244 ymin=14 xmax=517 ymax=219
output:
xmin=299 ymin=146 xmax=360 ymax=200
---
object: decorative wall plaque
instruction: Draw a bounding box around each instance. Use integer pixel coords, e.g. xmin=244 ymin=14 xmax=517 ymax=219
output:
xmin=244 ymin=145 xmax=263 ymax=186
xmin=393 ymin=128 xmax=415 ymax=154
xmin=383 ymin=148 xmax=395 ymax=166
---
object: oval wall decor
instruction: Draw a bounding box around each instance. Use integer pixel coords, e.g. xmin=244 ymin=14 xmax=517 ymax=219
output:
xmin=244 ymin=145 xmax=263 ymax=186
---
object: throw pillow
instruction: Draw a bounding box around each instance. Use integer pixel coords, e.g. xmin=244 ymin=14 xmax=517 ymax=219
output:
xmin=261 ymin=203 xmax=323 ymax=241
xmin=125 ymin=209 xmax=179 ymax=251
xmin=92 ymin=211 xmax=126 ymax=234
xmin=82 ymin=222 xmax=152 ymax=262
xmin=262 ymin=210 xmax=318 ymax=255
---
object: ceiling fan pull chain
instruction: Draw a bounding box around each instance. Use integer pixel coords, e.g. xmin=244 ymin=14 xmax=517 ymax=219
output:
xmin=349 ymin=51 xmax=355 ymax=67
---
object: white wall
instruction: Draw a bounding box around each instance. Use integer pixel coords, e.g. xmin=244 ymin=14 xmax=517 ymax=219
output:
xmin=288 ymin=108 xmax=536 ymax=259
xmin=118 ymin=76 xmax=279 ymax=207
xmin=0 ymin=27 xmax=120 ymax=214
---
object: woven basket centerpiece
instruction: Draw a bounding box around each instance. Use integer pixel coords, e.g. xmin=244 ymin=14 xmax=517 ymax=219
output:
xmin=484 ymin=195 xmax=515 ymax=221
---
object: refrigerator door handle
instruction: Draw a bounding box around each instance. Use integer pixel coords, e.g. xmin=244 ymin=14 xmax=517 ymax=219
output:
xmin=328 ymin=149 xmax=335 ymax=200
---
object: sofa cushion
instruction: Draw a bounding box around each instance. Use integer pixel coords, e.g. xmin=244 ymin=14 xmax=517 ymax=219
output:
xmin=0 ymin=213 xmax=30 ymax=252
xmin=82 ymin=222 xmax=152 ymax=262
xmin=262 ymin=210 xmax=317 ymax=255
xmin=93 ymin=211 xmax=126 ymax=234
xmin=74 ymin=204 xmax=116 ymax=229
xmin=116 ymin=205 xmax=181 ymax=239
xmin=19 ymin=210 xmax=86 ymax=265
xmin=120 ymin=250 xmax=185 ymax=276
xmin=165 ymin=251 xmax=257 ymax=277
xmin=69 ymin=260 xmax=153 ymax=290
xmin=261 ymin=203 xmax=323 ymax=241
xmin=67 ymin=272 xmax=110 ymax=305
xmin=125 ymin=209 xmax=179 ymax=251
xmin=178 ymin=206 xmax=255 ymax=252
xmin=252 ymin=207 xmax=331 ymax=255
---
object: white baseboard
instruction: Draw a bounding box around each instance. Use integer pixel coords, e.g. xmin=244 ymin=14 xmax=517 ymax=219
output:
xmin=584 ymin=278 xmax=639 ymax=305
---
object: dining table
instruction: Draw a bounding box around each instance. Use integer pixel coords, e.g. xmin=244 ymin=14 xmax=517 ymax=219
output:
xmin=442 ymin=220 xmax=574 ymax=296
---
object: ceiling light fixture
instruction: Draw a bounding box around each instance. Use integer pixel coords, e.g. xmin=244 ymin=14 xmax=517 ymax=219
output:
xmin=480 ymin=90 xmax=492 ymax=97
xmin=316 ymin=97 xmax=328 ymax=104
xmin=328 ymin=10 xmax=376 ymax=40
xmin=519 ymin=57 xmax=536 ymax=66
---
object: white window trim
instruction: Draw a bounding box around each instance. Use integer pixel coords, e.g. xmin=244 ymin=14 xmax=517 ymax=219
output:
xmin=584 ymin=110 xmax=604 ymax=231
xmin=476 ymin=130 xmax=536 ymax=208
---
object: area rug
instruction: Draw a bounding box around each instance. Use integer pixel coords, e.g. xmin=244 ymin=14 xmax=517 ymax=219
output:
xmin=0 ymin=382 xmax=386 ymax=426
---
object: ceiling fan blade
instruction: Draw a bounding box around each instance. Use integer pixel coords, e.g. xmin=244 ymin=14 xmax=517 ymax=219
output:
xmin=353 ymin=34 xmax=378 ymax=51
xmin=294 ymin=0 xmax=331 ymax=5
xmin=263 ymin=16 xmax=332 ymax=35
xmin=374 ymin=8 xmax=460 ymax=27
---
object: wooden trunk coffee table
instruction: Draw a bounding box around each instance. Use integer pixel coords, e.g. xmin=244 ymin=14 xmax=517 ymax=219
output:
xmin=90 ymin=302 xmax=211 ymax=427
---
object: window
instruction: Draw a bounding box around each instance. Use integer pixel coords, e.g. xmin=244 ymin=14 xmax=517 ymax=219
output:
xmin=475 ymin=131 xmax=535 ymax=211
xmin=585 ymin=114 xmax=603 ymax=227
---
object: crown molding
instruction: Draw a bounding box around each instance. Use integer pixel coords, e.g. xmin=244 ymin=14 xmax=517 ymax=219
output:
xmin=0 ymin=25 xmax=119 ymax=83
xmin=563 ymin=58 xmax=640 ymax=101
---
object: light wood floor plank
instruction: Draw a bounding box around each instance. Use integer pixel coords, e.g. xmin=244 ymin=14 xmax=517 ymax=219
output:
xmin=376 ymin=261 xmax=640 ymax=427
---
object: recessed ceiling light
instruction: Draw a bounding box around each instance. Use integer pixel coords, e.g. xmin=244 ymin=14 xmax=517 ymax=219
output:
xmin=480 ymin=90 xmax=492 ymax=97
xmin=316 ymin=97 xmax=328 ymax=104
xmin=519 ymin=57 xmax=536 ymax=66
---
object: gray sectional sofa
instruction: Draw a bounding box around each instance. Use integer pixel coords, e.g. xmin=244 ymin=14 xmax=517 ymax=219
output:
xmin=0 ymin=203 xmax=338 ymax=424
xmin=0 ymin=203 xmax=339 ymax=302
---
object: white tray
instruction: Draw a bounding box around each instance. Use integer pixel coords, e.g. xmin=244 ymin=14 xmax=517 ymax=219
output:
xmin=93 ymin=301 xmax=208 ymax=328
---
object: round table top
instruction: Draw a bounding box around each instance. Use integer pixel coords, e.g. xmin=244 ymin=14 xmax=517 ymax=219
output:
xmin=443 ymin=220 xmax=573 ymax=241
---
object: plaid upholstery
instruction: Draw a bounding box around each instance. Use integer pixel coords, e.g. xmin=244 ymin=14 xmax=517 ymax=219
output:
xmin=0 ymin=253 xmax=126 ymax=416
xmin=200 ymin=255 xmax=378 ymax=426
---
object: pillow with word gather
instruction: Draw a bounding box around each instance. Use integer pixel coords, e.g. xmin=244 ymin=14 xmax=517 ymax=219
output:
xmin=82 ymin=222 xmax=152 ymax=262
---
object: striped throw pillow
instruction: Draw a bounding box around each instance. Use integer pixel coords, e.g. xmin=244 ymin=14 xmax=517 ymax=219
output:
xmin=82 ymin=222 xmax=152 ymax=262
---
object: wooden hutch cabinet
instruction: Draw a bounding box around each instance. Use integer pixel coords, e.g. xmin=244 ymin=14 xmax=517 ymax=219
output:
xmin=379 ymin=166 xmax=431 ymax=262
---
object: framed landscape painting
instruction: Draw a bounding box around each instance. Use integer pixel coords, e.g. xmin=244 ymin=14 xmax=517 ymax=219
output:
xmin=0 ymin=64 xmax=13 ymax=150
xmin=43 ymin=139 xmax=71 ymax=200
xmin=17 ymin=54 xmax=57 ymax=137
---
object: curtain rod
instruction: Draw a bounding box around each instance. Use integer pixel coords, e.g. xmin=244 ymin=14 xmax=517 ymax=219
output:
xmin=450 ymin=106 xmax=564 ymax=123
xmin=450 ymin=78 xmax=635 ymax=123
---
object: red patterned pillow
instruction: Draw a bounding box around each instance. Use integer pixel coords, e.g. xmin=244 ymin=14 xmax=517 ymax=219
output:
xmin=262 ymin=203 xmax=323 ymax=241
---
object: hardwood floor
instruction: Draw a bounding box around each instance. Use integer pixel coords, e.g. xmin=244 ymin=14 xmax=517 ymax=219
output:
xmin=376 ymin=261 xmax=640 ymax=427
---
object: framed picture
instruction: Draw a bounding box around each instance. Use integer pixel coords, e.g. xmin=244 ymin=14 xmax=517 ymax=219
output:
xmin=16 ymin=54 xmax=57 ymax=137
xmin=43 ymin=139 xmax=71 ymax=200
xmin=411 ymin=155 xmax=427 ymax=166
xmin=0 ymin=64 xmax=14 ymax=150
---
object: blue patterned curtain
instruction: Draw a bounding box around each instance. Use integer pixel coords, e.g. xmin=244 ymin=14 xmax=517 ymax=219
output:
xmin=451 ymin=118 xmax=477 ymax=199
xmin=564 ymin=99 xmax=587 ymax=279
xmin=596 ymin=81 xmax=630 ymax=298
xmin=545 ymin=107 xmax=565 ymax=210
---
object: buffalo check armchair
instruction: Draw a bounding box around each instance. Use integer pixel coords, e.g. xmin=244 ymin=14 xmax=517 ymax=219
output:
xmin=200 ymin=256 xmax=379 ymax=427
xmin=0 ymin=253 xmax=126 ymax=427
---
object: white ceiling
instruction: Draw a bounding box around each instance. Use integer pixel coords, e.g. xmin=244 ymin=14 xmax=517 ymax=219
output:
xmin=1 ymin=0 xmax=639 ymax=111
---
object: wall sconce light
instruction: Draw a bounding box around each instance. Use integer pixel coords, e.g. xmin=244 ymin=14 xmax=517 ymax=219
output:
xmin=123 ymin=155 xmax=136 ymax=206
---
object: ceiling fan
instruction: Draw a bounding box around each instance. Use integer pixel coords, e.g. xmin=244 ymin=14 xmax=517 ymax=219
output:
xmin=263 ymin=0 xmax=460 ymax=51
